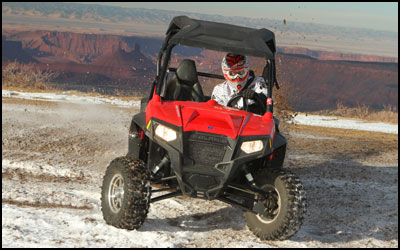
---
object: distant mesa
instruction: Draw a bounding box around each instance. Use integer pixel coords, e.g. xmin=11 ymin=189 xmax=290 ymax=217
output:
xmin=278 ymin=47 xmax=398 ymax=63
xmin=2 ymin=36 xmax=38 ymax=63
xmin=134 ymin=43 xmax=141 ymax=52
xmin=91 ymin=42 xmax=155 ymax=78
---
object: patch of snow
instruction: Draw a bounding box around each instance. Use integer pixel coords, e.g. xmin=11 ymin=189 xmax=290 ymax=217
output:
xmin=2 ymin=159 xmax=84 ymax=179
xmin=4 ymin=90 xmax=397 ymax=134
xmin=290 ymin=114 xmax=398 ymax=134
xmin=1 ymin=204 xmax=176 ymax=248
xmin=2 ymin=90 xmax=140 ymax=108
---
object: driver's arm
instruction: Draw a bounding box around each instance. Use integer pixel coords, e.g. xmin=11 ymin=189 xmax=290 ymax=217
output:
xmin=211 ymin=84 xmax=226 ymax=106
xmin=242 ymin=89 xmax=267 ymax=109
xmin=244 ymin=77 xmax=268 ymax=114
xmin=243 ymin=78 xmax=268 ymax=102
xmin=253 ymin=78 xmax=268 ymax=110
xmin=253 ymin=77 xmax=268 ymax=98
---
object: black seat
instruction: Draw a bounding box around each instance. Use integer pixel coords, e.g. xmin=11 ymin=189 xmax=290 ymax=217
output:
xmin=164 ymin=59 xmax=205 ymax=102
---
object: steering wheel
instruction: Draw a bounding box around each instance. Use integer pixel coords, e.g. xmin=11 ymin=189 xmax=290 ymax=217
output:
xmin=226 ymin=92 xmax=266 ymax=114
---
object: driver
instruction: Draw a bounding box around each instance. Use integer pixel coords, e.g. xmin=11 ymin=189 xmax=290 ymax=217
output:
xmin=211 ymin=53 xmax=268 ymax=115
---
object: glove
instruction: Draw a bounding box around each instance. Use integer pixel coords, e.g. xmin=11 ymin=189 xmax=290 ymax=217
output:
xmin=241 ymin=89 xmax=256 ymax=99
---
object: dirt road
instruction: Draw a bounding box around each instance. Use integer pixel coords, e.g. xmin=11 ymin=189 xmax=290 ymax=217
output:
xmin=2 ymin=97 xmax=398 ymax=247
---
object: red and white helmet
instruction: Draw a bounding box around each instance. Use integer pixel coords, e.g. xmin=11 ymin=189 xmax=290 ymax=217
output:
xmin=221 ymin=53 xmax=249 ymax=91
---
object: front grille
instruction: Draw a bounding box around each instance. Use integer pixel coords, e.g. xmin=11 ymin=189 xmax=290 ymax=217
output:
xmin=186 ymin=133 xmax=227 ymax=167
xmin=183 ymin=133 xmax=228 ymax=194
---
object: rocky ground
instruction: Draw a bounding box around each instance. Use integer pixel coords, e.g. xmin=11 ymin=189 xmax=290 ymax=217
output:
xmin=2 ymin=96 xmax=398 ymax=248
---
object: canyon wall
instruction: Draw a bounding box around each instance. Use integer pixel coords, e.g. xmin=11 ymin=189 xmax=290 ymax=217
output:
xmin=2 ymin=29 xmax=398 ymax=111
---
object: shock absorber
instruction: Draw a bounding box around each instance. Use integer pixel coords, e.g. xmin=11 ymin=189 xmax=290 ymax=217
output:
xmin=151 ymin=155 xmax=170 ymax=175
xmin=243 ymin=165 xmax=256 ymax=186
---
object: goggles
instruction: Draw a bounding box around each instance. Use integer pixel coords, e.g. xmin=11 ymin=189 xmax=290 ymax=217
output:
xmin=225 ymin=68 xmax=248 ymax=80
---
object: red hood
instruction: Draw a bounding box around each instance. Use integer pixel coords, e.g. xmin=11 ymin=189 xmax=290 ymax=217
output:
xmin=146 ymin=97 xmax=275 ymax=139
xmin=180 ymin=103 xmax=245 ymax=138
xmin=180 ymin=101 xmax=275 ymax=139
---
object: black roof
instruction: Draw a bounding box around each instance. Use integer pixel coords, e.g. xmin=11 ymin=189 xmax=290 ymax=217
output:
xmin=165 ymin=16 xmax=276 ymax=59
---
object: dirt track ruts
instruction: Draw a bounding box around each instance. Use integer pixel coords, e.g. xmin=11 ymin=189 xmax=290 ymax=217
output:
xmin=2 ymin=98 xmax=398 ymax=247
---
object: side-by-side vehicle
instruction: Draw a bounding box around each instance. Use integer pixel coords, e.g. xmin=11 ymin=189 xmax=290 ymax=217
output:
xmin=101 ymin=16 xmax=307 ymax=240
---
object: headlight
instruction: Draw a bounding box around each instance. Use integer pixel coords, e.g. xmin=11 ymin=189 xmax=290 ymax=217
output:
xmin=155 ymin=124 xmax=177 ymax=142
xmin=241 ymin=140 xmax=263 ymax=154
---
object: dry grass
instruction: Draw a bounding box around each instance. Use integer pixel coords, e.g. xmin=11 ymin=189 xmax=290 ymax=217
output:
xmin=2 ymin=62 xmax=145 ymax=100
xmin=316 ymin=101 xmax=398 ymax=125
xmin=2 ymin=62 xmax=56 ymax=90
xmin=2 ymin=97 xmax=58 ymax=107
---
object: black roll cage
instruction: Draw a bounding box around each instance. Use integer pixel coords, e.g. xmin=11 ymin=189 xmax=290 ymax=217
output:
xmin=149 ymin=16 xmax=279 ymax=113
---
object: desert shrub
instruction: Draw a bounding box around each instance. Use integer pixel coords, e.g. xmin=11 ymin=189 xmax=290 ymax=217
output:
xmin=2 ymin=62 xmax=56 ymax=90
xmin=334 ymin=101 xmax=398 ymax=124
xmin=367 ymin=104 xmax=398 ymax=124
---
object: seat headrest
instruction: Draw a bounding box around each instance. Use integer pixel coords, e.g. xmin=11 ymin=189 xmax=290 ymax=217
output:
xmin=176 ymin=59 xmax=198 ymax=86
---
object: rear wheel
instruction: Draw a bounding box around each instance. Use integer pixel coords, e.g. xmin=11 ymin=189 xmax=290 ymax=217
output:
xmin=245 ymin=168 xmax=307 ymax=240
xmin=101 ymin=156 xmax=152 ymax=230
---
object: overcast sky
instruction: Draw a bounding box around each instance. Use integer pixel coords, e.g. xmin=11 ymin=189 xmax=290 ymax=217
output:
xmin=80 ymin=2 xmax=398 ymax=32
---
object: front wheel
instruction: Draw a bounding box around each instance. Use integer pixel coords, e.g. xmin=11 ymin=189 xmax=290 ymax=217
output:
xmin=101 ymin=156 xmax=152 ymax=230
xmin=245 ymin=168 xmax=307 ymax=240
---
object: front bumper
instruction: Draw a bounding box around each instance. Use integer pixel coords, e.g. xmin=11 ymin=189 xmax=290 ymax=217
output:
xmin=147 ymin=118 xmax=275 ymax=199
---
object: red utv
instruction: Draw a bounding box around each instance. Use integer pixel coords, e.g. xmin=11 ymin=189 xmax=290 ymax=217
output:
xmin=101 ymin=16 xmax=307 ymax=240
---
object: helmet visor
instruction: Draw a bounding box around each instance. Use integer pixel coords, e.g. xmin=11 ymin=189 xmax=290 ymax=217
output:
xmin=224 ymin=67 xmax=249 ymax=81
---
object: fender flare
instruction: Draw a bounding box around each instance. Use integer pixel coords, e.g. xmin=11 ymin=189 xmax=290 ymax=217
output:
xmin=127 ymin=112 xmax=147 ymax=159
xmin=130 ymin=112 xmax=146 ymax=133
